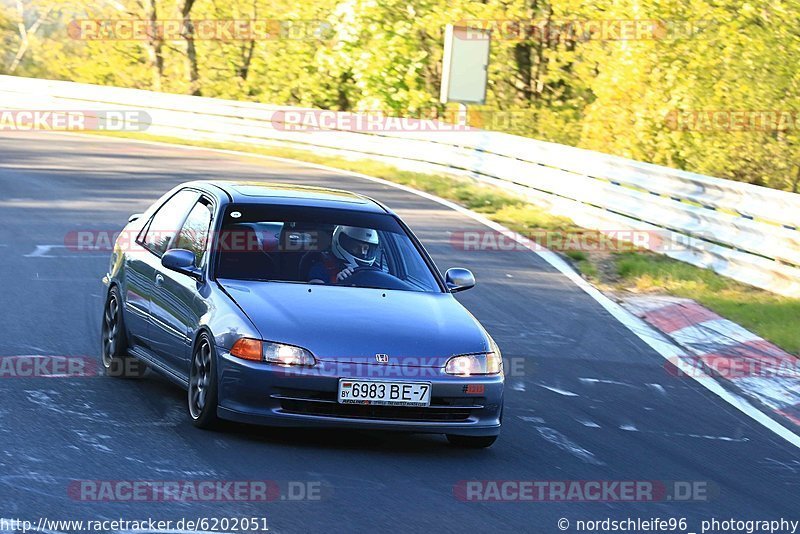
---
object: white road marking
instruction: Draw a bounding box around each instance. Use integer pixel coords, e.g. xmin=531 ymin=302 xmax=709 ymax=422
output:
xmin=538 ymin=384 xmax=579 ymax=397
xmin=30 ymin=278 xmax=94 ymax=282
xmin=644 ymin=430 xmax=749 ymax=443
xmin=23 ymin=390 xmax=109 ymax=423
xmin=579 ymin=377 xmax=633 ymax=387
xmin=73 ymin=430 xmax=113 ymax=453
xmin=48 ymin=131 xmax=800 ymax=451
xmin=13 ymin=345 xmax=51 ymax=353
xmin=576 ymin=419 xmax=601 ymax=428
xmin=535 ymin=427 xmax=604 ymax=465
xmin=518 ymin=415 xmax=545 ymax=424
xmin=24 ymin=245 xmax=64 ymax=258
xmin=23 ymin=245 xmax=104 ymax=261
xmin=671 ymin=433 xmax=747 ymax=442
xmin=646 ymin=383 xmax=668 ymax=396
xmin=762 ymin=457 xmax=800 ymax=473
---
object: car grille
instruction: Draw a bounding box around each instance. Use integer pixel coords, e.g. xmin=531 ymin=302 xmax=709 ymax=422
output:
xmin=274 ymin=388 xmax=482 ymax=423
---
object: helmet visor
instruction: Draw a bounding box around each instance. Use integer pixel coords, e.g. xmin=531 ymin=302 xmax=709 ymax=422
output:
xmin=339 ymin=231 xmax=379 ymax=262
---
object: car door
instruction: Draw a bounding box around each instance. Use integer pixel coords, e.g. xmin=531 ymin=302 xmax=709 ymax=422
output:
xmin=122 ymin=236 xmax=157 ymax=348
xmin=150 ymin=196 xmax=214 ymax=375
xmin=133 ymin=189 xmax=200 ymax=365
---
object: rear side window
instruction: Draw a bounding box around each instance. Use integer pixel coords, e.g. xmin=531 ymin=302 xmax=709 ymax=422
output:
xmin=172 ymin=198 xmax=213 ymax=265
xmin=141 ymin=189 xmax=198 ymax=256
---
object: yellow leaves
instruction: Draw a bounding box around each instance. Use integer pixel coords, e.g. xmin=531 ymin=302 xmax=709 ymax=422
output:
xmin=5 ymin=0 xmax=799 ymax=191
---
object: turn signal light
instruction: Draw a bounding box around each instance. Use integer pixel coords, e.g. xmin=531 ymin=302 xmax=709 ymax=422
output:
xmin=230 ymin=338 xmax=263 ymax=361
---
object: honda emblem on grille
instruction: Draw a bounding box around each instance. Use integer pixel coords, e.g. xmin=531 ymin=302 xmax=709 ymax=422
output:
xmin=375 ymin=353 xmax=389 ymax=364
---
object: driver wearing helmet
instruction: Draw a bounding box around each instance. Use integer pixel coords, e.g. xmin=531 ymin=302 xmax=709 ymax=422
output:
xmin=307 ymin=226 xmax=380 ymax=284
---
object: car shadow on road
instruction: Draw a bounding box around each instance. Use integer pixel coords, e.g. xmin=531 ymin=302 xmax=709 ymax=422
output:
xmin=214 ymin=420 xmax=466 ymax=454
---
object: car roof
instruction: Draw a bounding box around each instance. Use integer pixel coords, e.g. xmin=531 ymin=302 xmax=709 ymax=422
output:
xmin=185 ymin=180 xmax=389 ymax=214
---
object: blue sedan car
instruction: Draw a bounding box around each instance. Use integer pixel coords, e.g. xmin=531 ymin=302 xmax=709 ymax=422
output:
xmin=102 ymin=181 xmax=503 ymax=447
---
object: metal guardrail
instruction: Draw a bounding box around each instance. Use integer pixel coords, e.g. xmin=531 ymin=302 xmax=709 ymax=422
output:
xmin=2 ymin=75 xmax=800 ymax=297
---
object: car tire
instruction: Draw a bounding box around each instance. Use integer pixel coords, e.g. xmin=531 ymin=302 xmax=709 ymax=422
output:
xmin=188 ymin=332 xmax=221 ymax=429
xmin=446 ymin=434 xmax=498 ymax=449
xmin=101 ymin=286 xmax=147 ymax=378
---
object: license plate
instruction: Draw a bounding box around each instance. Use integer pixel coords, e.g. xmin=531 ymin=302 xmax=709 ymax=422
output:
xmin=338 ymin=379 xmax=432 ymax=407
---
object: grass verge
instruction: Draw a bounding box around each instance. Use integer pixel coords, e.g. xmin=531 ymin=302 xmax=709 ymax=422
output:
xmin=89 ymin=130 xmax=800 ymax=354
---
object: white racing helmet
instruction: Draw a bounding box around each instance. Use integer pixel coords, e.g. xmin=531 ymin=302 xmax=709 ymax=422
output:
xmin=332 ymin=226 xmax=379 ymax=267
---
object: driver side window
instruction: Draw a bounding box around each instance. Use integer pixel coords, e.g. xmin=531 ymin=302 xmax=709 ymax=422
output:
xmin=172 ymin=198 xmax=213 ymax=266
xmin=140 ymin=189 xmax=199 ymax=257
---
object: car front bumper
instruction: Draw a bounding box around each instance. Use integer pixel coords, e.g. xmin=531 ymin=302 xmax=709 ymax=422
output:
xmin=216 ymin=350 xmax=504 ymax=436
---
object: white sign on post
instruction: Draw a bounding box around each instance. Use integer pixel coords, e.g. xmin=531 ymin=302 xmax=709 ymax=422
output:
xmin=439 ymin=24 xmax=491 ymax=105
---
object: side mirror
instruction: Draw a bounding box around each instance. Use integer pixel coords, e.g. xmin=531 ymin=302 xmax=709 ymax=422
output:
xmin=445 ymin=268 xmax=475 ymax=293
xmin=128 ymin=213 xmax=144 ymax=223
xmin=161 ymin=249 xmax=203 ymax=281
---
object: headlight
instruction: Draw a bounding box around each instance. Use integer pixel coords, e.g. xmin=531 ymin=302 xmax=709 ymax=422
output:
xmin=230 ymin=338 xmax=316 ymax=367
xmin=445 ymin=352 xmax=502 ymax=376
xmin=263 ymin=342 xmax=316 ymax=367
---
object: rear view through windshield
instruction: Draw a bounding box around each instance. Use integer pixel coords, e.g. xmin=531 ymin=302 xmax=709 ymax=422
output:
xmin=215 ymin=204 xmax=442 ymax=293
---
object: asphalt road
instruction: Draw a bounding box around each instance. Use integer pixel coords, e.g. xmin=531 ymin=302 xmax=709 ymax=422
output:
xmin=0 ymin=132 xmax=798 ymax=534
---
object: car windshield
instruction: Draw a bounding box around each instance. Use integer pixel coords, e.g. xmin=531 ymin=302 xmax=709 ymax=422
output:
xmin=215 ymin=204 xmax=442 ymax=293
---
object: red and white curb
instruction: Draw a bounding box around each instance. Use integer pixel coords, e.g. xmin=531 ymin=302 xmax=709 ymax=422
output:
xmin=622 ymin=296 xmax=800 ymax=428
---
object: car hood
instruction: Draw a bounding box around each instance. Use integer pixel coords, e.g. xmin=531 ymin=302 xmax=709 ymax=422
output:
xmin=218 ymin=280 xmax=491 ymax=366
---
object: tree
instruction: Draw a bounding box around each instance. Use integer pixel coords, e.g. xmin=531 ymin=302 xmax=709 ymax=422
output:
xmin=6 ymin=0 xmax=57 ymax=73
xmin=4 ymin=0 xmax=799 ymax=191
